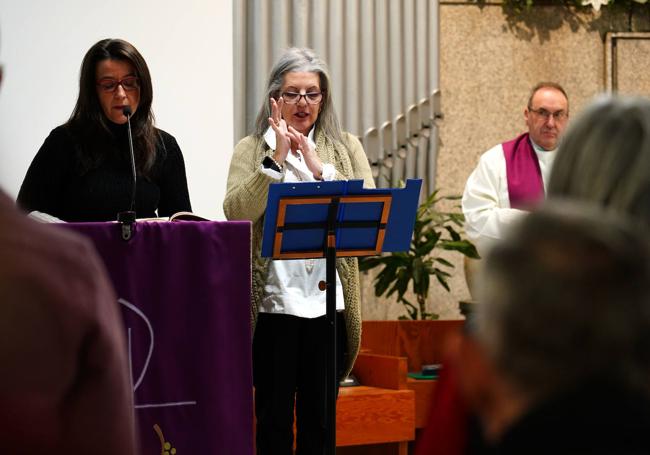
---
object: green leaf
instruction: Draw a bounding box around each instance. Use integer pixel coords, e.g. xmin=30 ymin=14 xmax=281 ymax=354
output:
xmin=433 ymin=268 xmax=452 ymax=278
xmin=386 ymin=282 xmax=399 ymax=298
xmin=440 ymin=240 xmax=481 ymax=259
xmin=381 ymin=255 xmax=411 ymax=269
xmin=435 ymin=257 xmax=454 ymax=268
xmin=415 ymin=240 xmax=438 ymax=259
xmin=374 ymin=264 xmax=398 ymax=296
xmin=412 ymin=257 xmax=424 ymax=286
xmin=444 ymin=225 xmax=461 ymax=241
xmin=395 ymin=268 xmax=411 ymax=300
xmin=422 ymin=311 xmax=440 ymax=320
xmin=387 ymin=262 xmax=411 ymax=297
xmin=358 ymin=257 xmax=384 ymax=271
xmin=414 ymin=272 xmax=430 ymax=300
xmin=401 ymin=296 xmax=415 ymax=308
xmin=434 ymin=271 xmax=451 ymax=292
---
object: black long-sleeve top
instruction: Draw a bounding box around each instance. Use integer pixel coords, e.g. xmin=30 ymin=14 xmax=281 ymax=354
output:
xmin=17 ymin=124 xmax=192 ymax=222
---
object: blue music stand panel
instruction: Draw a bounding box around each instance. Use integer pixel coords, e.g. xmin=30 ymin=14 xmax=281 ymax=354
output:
xmin=262 ymin=179 xmax=421 ymax=258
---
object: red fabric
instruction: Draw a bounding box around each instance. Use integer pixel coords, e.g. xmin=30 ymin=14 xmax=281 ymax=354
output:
xmin=415 ymin=363 xmax=469 ymax=455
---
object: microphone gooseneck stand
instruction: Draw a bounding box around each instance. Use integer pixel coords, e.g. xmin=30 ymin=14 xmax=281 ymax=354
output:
xmin=117 ymin=106 xmax=137 ymax=241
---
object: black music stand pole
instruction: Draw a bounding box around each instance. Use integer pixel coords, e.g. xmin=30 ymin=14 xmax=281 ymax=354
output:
xmin=325 ymin=197 xmax=340 ymax=454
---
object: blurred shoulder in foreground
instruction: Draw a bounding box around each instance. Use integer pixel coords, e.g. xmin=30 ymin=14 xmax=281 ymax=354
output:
xmin=0 ymin=190 xmax=137 ymax=454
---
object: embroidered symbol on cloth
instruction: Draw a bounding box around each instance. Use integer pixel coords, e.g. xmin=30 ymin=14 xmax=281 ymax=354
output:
xmin=154 ymin=424 xmax=177 ymax=454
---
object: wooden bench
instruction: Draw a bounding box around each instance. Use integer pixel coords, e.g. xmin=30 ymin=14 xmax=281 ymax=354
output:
xmin=338 ymin=320 xmax=464 ymax=453
xmin=337 ymin=353 xmax=415 ymax=454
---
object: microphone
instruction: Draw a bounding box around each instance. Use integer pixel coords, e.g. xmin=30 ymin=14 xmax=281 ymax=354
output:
xmin=117 ymin=105 xmax=137 ymax=241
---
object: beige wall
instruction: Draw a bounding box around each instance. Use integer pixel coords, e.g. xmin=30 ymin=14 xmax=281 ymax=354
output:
xmin=610 ymin=34 xmax=650 ymax=96
xmin=361 ymin=2 xmax=650 ymax=320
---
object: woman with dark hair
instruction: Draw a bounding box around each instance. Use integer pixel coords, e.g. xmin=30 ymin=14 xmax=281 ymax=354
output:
xmin=18 ymin=38 xmax=191 ymax=221
xmin=223 ymin=47 xmax=374 ymax=454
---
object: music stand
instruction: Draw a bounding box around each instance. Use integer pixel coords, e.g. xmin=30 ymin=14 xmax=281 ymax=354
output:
xmin=262 ymin=178 xmax=421 ymax=454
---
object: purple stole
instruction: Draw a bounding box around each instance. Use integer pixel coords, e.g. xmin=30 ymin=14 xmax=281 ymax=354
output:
xmin=502 ymin=132 xmax=544 ymax=209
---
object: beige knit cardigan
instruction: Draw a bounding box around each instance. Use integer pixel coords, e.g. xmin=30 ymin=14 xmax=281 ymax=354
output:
xmin=223 ymin=130 xmax=375 ymax=376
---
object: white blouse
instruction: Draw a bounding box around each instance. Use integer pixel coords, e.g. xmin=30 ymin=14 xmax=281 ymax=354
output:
xmin=259 ymin=127 xmax=344 ymax=318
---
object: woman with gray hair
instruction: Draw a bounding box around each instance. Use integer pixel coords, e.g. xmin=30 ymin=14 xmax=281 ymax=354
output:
xmin=223 ymin=47 xmax=374 ymax=453
xmin=548 ymin=94 xmax=650 ymax=224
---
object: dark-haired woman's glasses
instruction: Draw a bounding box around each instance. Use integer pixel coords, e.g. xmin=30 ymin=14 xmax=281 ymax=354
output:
xmin=96 ymin=76 xmax=140 ymax=93
xmin=281 ymin=91 xmax=323 ymax=105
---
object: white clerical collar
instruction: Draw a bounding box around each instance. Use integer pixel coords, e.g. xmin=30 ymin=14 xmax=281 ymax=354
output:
xmin=530 ymin=138 xmax=557 ymax=154
xmin=263 ymin=126 xmax=316 ymax=151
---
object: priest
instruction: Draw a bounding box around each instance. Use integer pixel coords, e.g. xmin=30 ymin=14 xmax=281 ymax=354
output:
xmin=462 ymin=82 xmax=569 ymax=255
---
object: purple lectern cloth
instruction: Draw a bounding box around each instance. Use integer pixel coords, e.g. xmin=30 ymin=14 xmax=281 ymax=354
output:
xmin=63 ymin=220 xmax=253 ymax=454
xmin=502 ymin=132 xmax=544 ymax=209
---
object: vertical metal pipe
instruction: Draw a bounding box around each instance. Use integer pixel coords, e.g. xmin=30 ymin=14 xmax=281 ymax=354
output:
xmin=344 ymin=0 xmax=360 ymax=135
xmin=233 ymin=0 xmax=247 ymax=141
xmin=416 ymin=0 xmax=428 ymax=98
xmin=375 ymin=0 xmax=390 ymax=187
xmin=328 ymin=0 xmax=345 ymax=118
xmin=429 ymin=0 xmax=441 ymax=191
xmin=250 ymin=0 xmax=270 ymax=137
xmin=310 ymin=0 xmax=329 ymax=58
xmin=271 ymin=0 xmax=290 ymax=61
xmin=360 ymin=0 xmax=376 ymax=135
xmin=292 ymin=0 xmax=309 ymax=47
xmin=389 ymin=1 xmax=405 ymax=186
xmin=403 ymin=0 xmax=416 ymax=109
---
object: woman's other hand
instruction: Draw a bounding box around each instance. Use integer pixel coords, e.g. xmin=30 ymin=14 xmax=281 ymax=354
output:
xmin=288 ymin=125 xmax=323 ymax=180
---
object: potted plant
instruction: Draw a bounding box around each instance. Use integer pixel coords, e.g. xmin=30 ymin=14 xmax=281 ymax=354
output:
xmin=359 ymin=190 xmax=479 ymax=320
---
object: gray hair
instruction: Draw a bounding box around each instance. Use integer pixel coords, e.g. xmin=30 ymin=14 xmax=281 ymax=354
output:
xmin=475 ymin=202 xmax=650 ymax=402
xmin=253 ymin=47 xmax=343 ymax=144
xmin=548 ymin=95 xmax=650 ymax=226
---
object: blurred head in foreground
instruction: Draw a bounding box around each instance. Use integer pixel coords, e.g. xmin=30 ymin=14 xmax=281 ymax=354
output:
xmin=457 ymin=202 xmax=650 ymax=449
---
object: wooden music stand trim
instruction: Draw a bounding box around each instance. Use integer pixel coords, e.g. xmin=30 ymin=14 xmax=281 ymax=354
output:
xmin=272 ymin=194 xmax=393 ymax=259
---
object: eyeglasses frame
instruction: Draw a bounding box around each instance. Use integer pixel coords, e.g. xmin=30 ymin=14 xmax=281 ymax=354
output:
xmin=96 ymin=76 xmax=140 ymax=93
xmin=279 ymin=90 xmax=324 ymax=105
xmin=528 ymin=106 xmax=568 ymax=121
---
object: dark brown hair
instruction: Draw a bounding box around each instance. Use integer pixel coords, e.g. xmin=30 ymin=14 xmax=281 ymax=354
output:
xmin=67 ymin=38 xmax=157 ymax=176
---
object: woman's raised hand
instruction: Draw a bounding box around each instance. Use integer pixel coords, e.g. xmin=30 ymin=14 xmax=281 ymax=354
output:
xmin=268 ymin=97 xmax=291 ymax=165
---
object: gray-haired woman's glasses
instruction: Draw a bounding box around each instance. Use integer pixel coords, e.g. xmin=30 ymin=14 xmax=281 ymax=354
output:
xmin=280 ymin=91 xmax=323 ymax=105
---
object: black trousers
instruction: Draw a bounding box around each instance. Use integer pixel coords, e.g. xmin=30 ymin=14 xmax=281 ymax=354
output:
xmin=253 ymin=312 xmax=347 ymax=455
